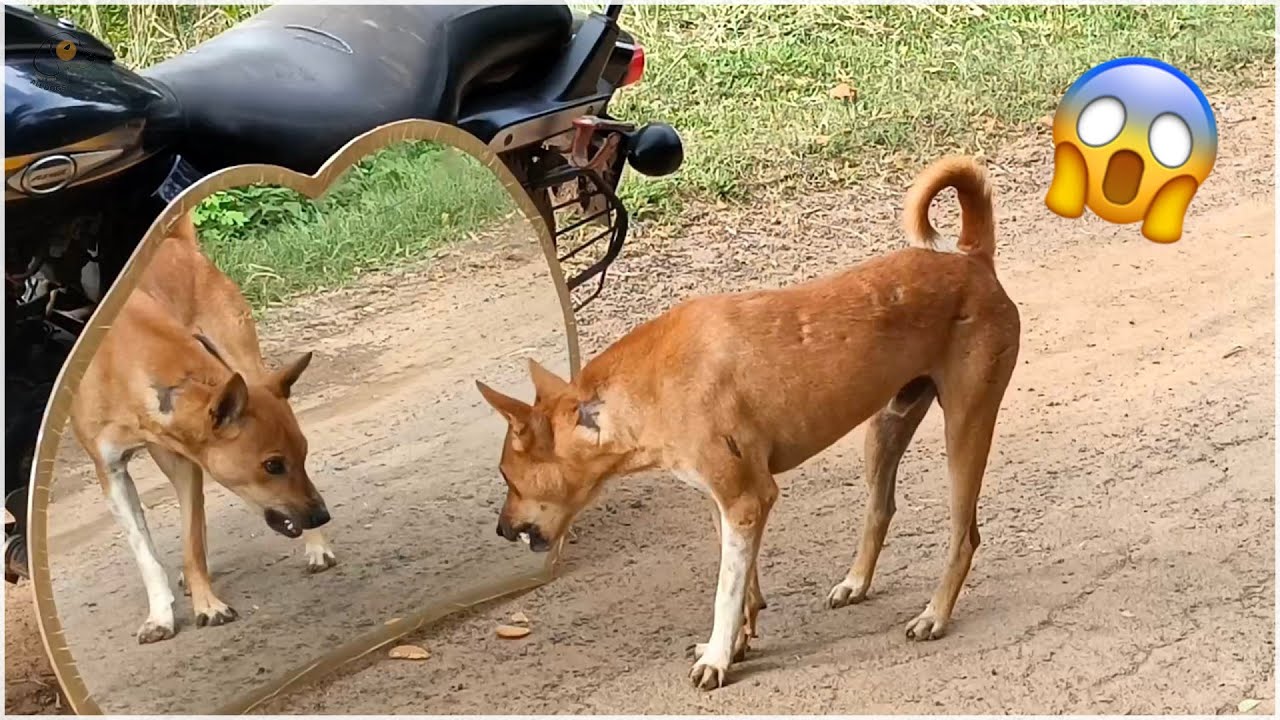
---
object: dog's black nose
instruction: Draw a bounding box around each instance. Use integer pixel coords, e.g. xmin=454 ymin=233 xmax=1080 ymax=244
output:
xmin=309 ymin=506 xmax=331 ymax=529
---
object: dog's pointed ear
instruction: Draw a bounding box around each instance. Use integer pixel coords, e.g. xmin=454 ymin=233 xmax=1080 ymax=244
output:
xmin=271 ymin=351 xmax=313 ymax=399
xmin=173 ymin=211 xmax=200 ymax=244
xmin=477 ymin=380 xmax=542 ymax=452
xmin=527 ymin=358 xmax=570 ymax=401
xmin=210 ymin=373 xmax=249 ymax=430
xmin=476 ymin=379 xmax=532 ymax=429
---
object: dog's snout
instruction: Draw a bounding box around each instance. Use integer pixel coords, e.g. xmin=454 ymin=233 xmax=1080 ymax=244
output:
xmin=264 ymin=508 xmax=303 ymax=538
xmin=527 ymin=527 xmax=551 ymax=553
xmin=496 ymin=517 xmax=551 ymax=552
xmin=307 ymin=506 xmax=331 ymax=529
xmin=496 ymin=518 xmax=518 ymax=542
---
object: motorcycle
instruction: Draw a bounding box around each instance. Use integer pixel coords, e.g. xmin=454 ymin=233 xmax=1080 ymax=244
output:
xmin=3 ymin=2 xmax=684 ymax=583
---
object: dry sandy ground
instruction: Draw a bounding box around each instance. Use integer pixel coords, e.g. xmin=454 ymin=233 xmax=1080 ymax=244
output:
xmin=6 ymin=85 xmax=1275 ymax=715
xmin=5 ymin=582 xmax=63 ymax=715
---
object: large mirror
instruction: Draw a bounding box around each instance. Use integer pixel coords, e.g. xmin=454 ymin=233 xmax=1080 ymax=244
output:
xmin=37 ymin=132 xmax=575 ymax=714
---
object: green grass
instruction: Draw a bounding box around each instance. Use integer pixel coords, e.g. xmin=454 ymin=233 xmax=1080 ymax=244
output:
xmin=608 ymin=4 xmax=1274 ymax=217
xmin=33 ymin=4 xmax=1276 ymax=301
xmin=37 ymin=4 xmax=264 ymax=64
xmin=193 ymin=142 xmax=515 ymax=309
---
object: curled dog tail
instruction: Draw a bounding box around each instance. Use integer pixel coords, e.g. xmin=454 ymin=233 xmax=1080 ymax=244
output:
xmin=902 ymin=155 xmax=996 ymax=269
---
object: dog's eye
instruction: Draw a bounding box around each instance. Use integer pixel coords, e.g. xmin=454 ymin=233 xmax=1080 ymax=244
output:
xmin=262 ymin=457 xmax=286 ymax=475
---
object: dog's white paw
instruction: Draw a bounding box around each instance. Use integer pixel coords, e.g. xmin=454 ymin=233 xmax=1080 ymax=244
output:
xmin=305 ymin=546 xmax=337 ymax=574
xmin=826 ymin=577 xmax=869 ymax=609
xmin=689 ymin=659 xmax=728 ymax=691
xmin=195 ymin=600 xmax=239 ymax=628
xmin=136 ymin=618 xmax=176 ymax=644
xmin=904 ymin=604 xmax=948 ymax=641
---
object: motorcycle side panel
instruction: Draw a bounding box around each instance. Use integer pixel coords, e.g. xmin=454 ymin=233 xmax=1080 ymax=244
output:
xmin=4 ymin=60 xmax=180 ymax=158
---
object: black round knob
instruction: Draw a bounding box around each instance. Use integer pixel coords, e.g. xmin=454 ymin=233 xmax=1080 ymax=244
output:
xmin=627 ymin=123 xmax=684 ymax=178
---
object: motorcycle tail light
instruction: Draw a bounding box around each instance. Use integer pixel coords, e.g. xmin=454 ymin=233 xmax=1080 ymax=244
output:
xmin=621 ymin=45 xmax=645 ymax=87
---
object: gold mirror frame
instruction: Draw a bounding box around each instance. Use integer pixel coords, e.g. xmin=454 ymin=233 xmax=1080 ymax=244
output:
xmin=27 ymin=119 xmax=581 ymax=715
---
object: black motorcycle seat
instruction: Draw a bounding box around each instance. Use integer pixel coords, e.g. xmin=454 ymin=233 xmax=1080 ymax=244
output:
xmin=143 ymin=4 xmax=572 ymax=175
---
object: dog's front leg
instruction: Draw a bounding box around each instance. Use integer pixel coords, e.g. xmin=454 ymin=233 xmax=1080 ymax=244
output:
xmin=151 ymin=446 xmax=239 ymax=628
xmin=301 ymin=529 xmax=337 ymax=573
xmin=94 ymin=455 xmax=176 ymax=644
xmin=690 ymin=488 xmax=774 ymax=690
xmin=692 ymin=502 xmax=765 ymax=662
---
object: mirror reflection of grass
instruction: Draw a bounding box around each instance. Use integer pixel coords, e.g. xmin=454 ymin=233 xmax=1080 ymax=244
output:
xmin=193 ymin=143 xmax=515 ymax=310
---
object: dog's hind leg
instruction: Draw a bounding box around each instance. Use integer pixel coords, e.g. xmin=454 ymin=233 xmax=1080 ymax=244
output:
xmin=905 ymin=353 xmax=1014 ymax=641
xmin=828 ymin=377 xmax=935 ymax=609
xmin=301 ymin=529 xmax=337 ymax=573
xmin=149 ymin=444 xmax=238 ymax=628
xmin=92 ymin=448 xmax=176 ymax=644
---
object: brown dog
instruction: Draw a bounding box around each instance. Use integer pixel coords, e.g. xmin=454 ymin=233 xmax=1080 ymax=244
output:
xmin=69 ymin=213 xmax=335 ymax=644
xmin=475 ymin=156 xmax=1021 ymax=689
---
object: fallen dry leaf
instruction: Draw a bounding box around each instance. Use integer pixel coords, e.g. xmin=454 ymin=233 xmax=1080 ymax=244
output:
xmin=828 ymin=83 xmax=857 ymax=101
xmin=388 ymin=644 xmax=430 ymax=661
xmin=1118 ymin=609 xmax=1135 ymax=618
xmin=1238 ymin=698 xmax=1261 ymax=713
xmin=510 ymin=611 xmax=530 ymax=625
xmin=495 ymin=624 xmax=531 ymax=639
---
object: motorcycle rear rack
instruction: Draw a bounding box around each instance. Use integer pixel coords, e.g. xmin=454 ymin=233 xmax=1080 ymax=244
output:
xmin=531 ymin=164 xmax=628 ymax=312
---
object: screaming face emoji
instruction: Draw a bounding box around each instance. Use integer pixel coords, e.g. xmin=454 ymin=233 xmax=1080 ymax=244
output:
xmin=1045 ymin=57 xmax=1218 ymax=244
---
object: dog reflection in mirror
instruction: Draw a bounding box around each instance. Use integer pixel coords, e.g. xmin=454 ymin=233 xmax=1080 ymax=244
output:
xmin=69 ymin=212 xmax=335 ymax=644
xmin=475 ymin=156 xmax=1019 ymax=690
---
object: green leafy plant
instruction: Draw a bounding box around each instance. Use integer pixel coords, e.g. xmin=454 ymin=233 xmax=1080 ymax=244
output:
xmin=191 ymin=186 xmax=317 ymax=246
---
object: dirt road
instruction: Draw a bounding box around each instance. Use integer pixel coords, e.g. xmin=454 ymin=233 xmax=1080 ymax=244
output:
xmin=7 ymin=86 xmax=1273 ymax=715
